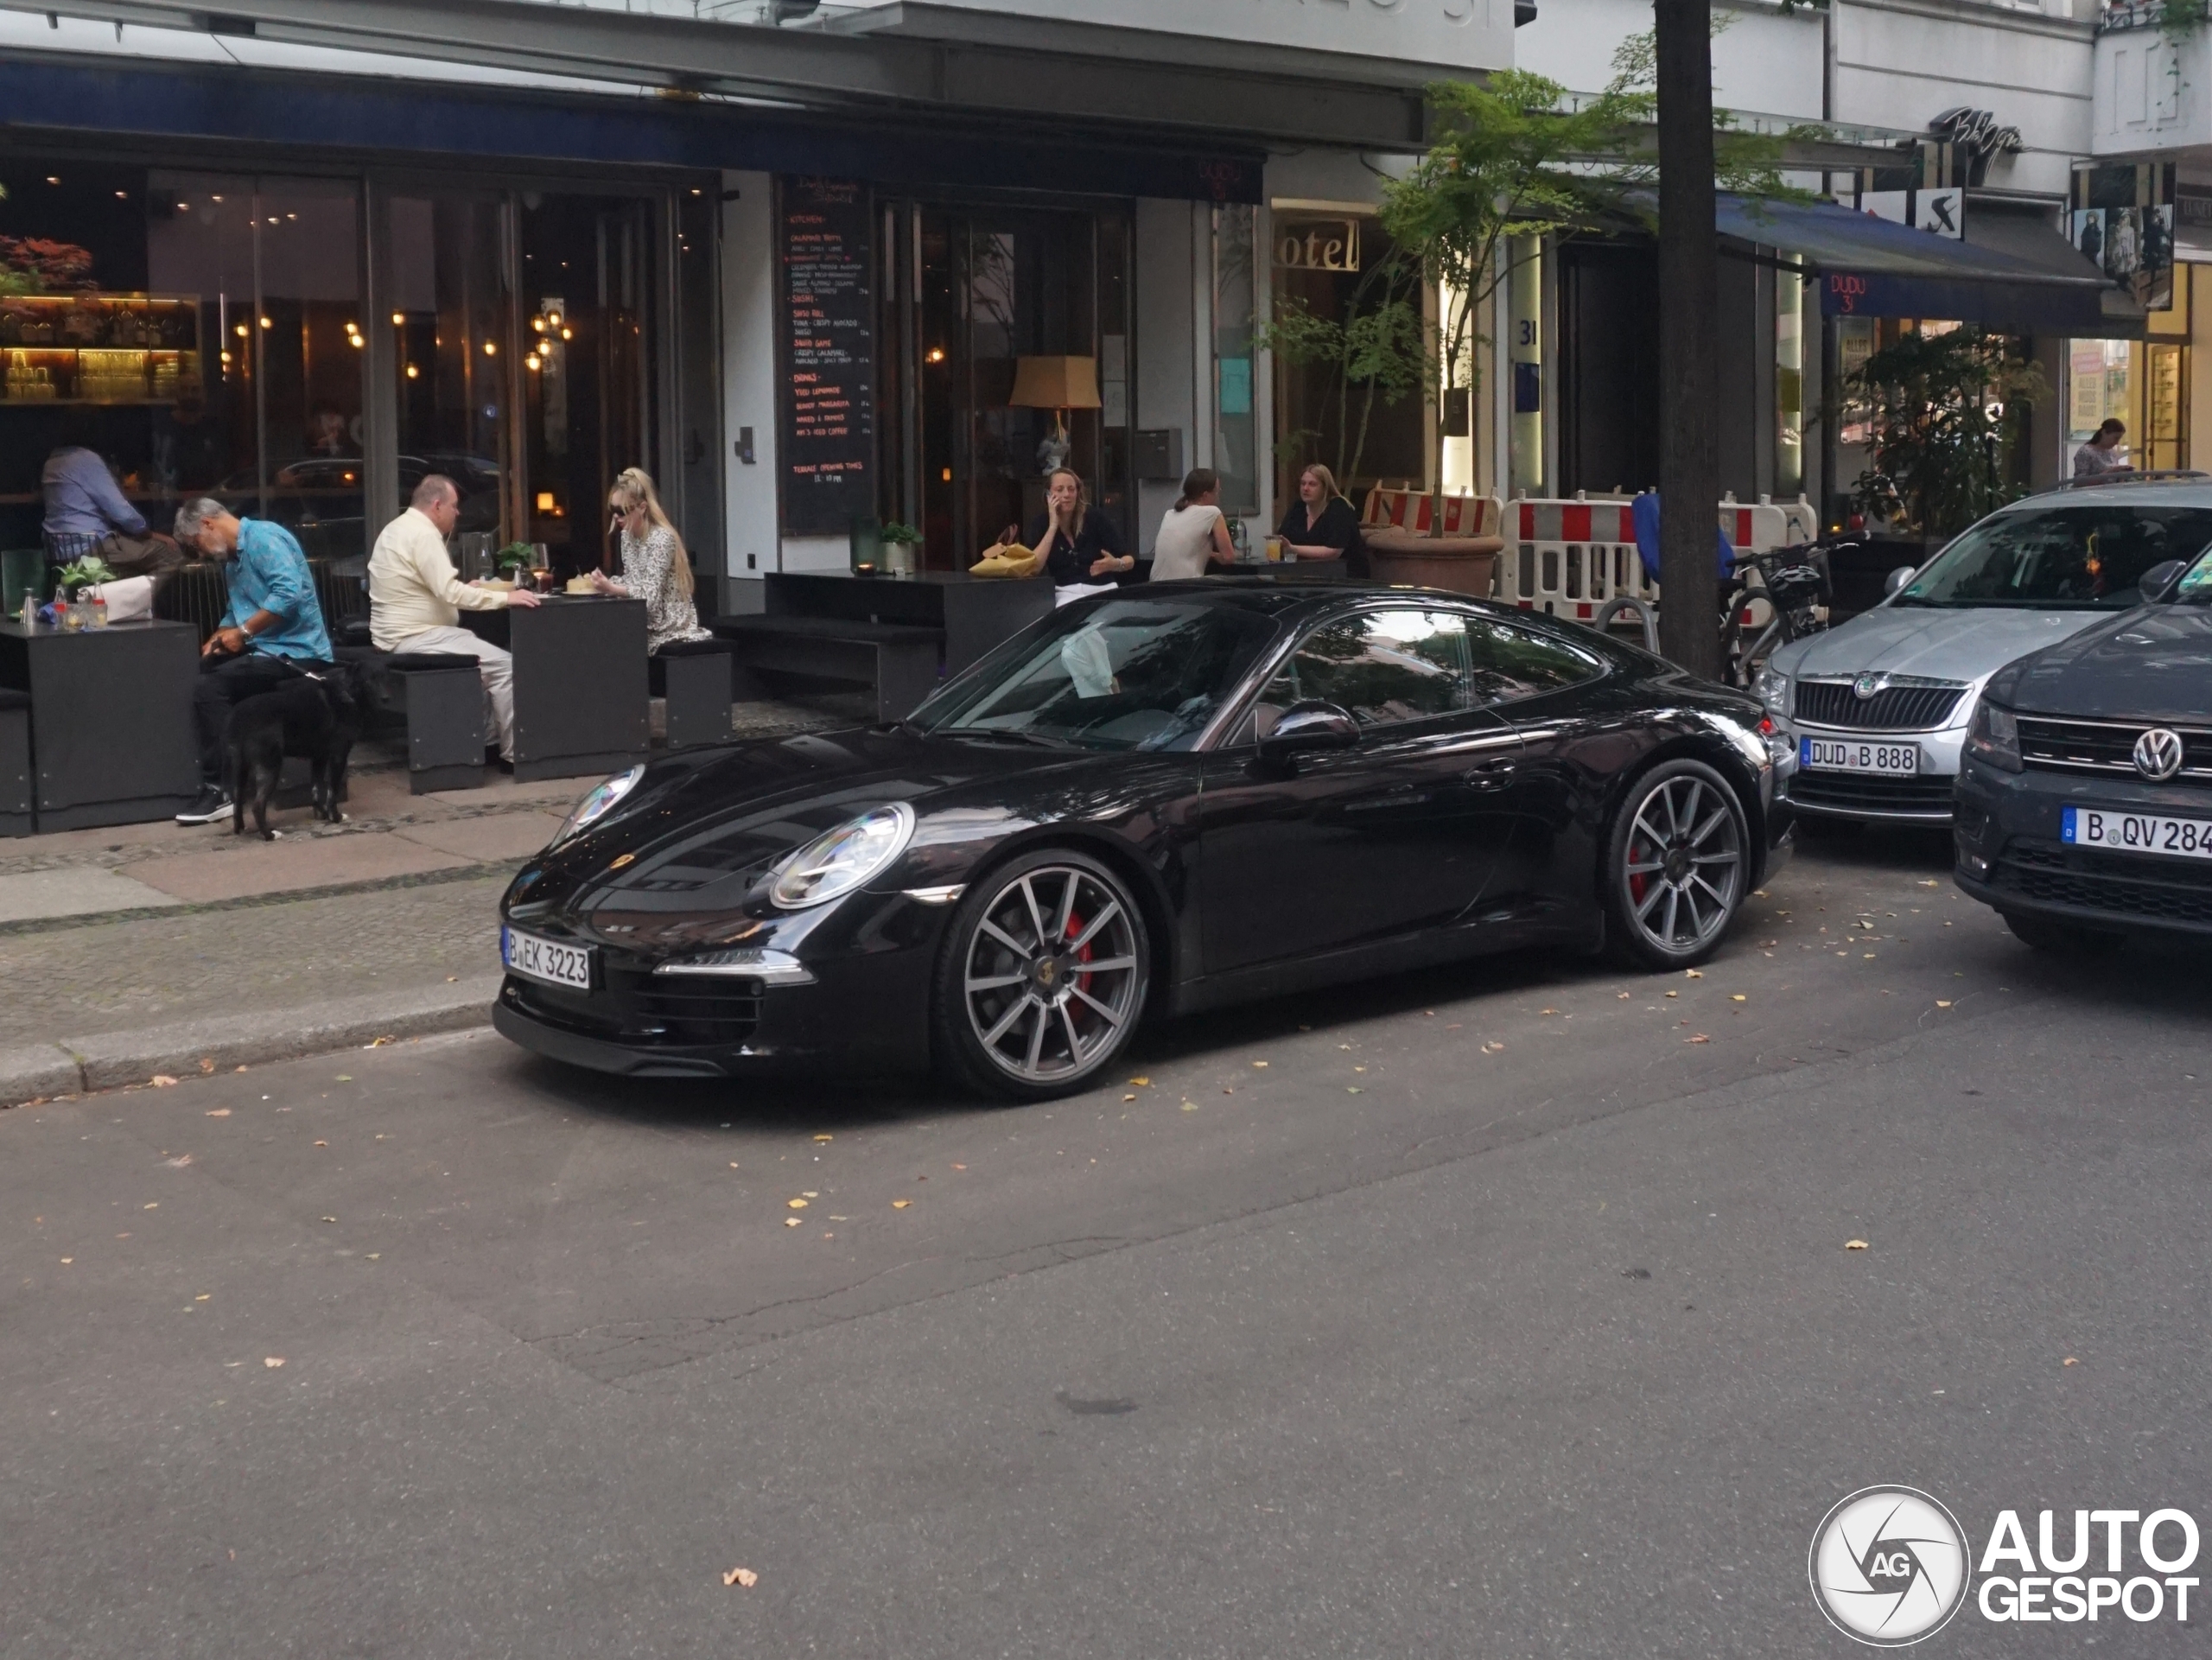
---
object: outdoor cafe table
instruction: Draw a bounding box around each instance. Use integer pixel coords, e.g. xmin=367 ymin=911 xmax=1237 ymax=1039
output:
xmin=461 ymin=595 xmax=648 ymax=783
xmin=0 ymin=617 xmax=199 ymax=831
xmin=763 ymin=570 xmax=1055 ymax=676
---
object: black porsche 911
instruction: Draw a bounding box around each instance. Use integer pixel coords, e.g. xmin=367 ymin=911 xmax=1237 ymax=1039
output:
xmin=494 ymin=583 xmax=1793 ymax=1099
xmin=1955 ymin=550 xmax=2212 ymax=951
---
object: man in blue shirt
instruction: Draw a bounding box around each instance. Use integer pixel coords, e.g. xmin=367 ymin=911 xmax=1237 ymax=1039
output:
xmin=170 ymin=496 xmax=334 ymax=825
xmin=41 ymin=419 xmax=186 ymax=587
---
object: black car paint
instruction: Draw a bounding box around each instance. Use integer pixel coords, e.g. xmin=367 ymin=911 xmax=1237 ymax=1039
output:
xmin=496 ymin=587 xmax=1787 ymax=1078
xmin=1955 ymin=601 xmax=2212 ymax=938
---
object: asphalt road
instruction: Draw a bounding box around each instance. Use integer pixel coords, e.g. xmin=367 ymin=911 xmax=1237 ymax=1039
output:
xmin=4 ymin=828 xmax=2209 ymax=1658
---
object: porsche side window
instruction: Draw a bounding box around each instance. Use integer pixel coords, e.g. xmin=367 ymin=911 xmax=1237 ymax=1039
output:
xmin=1263 ymin=610 xmax=1469 ymax=728
xmin=1463 ymin=616 xmax=1604 ymax=706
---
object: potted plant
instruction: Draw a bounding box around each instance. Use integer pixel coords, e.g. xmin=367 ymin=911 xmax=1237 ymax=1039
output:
xmin=879 ymin=520 xmax=924 ymax=576
xmin=1841 ymin=326 xmax=2044 ymax=544
xmin=495 ymin=542 xmax=535 ymax=587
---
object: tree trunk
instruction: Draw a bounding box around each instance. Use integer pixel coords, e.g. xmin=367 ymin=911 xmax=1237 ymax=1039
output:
xmin=1654 ymin=0 xmax=1722 ymax=677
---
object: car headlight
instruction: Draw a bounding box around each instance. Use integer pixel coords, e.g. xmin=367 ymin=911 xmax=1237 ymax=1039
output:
xmin=554 ymin=764 xmax=643 ymax=845
xmin=768 ymin=804 xmax=916 ymax=910
xmin=1965 ymin=699 xmax=2022 ymax=773
xmin=1752 ymin=663 xmax=1791 ymax=717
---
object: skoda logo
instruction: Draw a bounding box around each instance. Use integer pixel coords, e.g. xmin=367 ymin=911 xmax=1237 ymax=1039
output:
xmin=1809 ymin=1486 xmax=1971 ymax=1646
xmin=1853 ymin=673 xmax=1885 ymax=701
xmin=2134 ymin=727 xmax=2185 ymax=782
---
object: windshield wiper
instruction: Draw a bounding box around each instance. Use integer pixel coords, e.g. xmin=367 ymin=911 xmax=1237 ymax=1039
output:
xmin=947 ymin=728 xmax=1077 ymax=750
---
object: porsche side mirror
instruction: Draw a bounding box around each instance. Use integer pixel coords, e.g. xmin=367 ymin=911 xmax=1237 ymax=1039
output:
xmin=1884 ymin=565 xmax=1917 ymax=598
xmin=1258 ymin=701 xmax=1360 ymax=764
xmin=2139 ymin=558 xmax=2188 ymax=603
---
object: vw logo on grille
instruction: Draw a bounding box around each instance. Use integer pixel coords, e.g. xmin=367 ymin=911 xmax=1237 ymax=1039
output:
xmin=2134 ymin=727 xmax=2186 ymax=781
xmin=1853 ymin=673 xmax=1885 ymax=701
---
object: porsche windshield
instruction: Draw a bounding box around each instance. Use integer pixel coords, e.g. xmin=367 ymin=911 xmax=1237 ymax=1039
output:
xmin=910 ymin=596 xmax=1280 ymax=752
xmin=1896 ymin=503 xmax=2212 ymax=608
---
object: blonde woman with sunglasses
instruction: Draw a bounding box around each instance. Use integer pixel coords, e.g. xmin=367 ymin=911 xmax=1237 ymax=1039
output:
xmin=591 ymin=467 xmax=711 ymax=653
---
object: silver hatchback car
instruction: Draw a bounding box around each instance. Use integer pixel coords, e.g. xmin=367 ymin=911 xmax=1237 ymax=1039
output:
xmin=1760 ymin=480 xmax=2212 ymax=824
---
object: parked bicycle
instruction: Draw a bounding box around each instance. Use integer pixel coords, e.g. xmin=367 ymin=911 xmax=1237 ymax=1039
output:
xmin=1718 ymin=533 xmax=1861 ymax=689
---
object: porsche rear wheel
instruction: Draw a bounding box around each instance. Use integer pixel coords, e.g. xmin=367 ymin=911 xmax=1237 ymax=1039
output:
xmin=932 ymin=848 xmax=1150 ymax=1102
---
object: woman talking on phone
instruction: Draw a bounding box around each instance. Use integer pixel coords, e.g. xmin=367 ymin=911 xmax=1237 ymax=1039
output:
xmin=996 ymin=467 xmax=1134 ymax=604
xmin=590 ymin=467 xmax=711 ymax=653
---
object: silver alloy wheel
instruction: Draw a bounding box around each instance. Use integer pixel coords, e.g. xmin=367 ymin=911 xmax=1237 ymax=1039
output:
xmin=1622 ymin=772 xmax=1744 ymax=955
xmin=962 ymin=864 xmax=1142 ymax=1085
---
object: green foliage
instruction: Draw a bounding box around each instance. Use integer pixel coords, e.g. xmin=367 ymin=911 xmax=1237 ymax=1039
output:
xmin=1254 ymin=257 xmax=1422 ymax=486
xmin=495 ymin=541 xmax=536 ymax=571
xmin=1844 ymin=328 xmax=2045 ymax=538
xmin=879 ymin=521 xmax=925 ymax=545
xmin=56 ymin=555 xmax=117 ymax=595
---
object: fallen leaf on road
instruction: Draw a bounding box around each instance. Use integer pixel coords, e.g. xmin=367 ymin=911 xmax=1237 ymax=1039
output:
xmin=1917 ymin=879 xmax=1939 ymax=887
xmin=150 ymin=1076 xmax=178 ymax=1088
xmin=1936 ymin=1000 xmax=1953 ymax=1008
xmin=2063 ymin=1357 xmax=2077 ymax=1366
xmin=320 ymin=1217 xmax=337 ymax=1224
xmin=1730 ymin=994 xmax=1746 ymax=1002
xmin=206 ymin=1109 xmax=230 ymax=1118
xmin=314 ymin=1141 xmax=327 ymax=1148
xmin=446 ymin=976 xmax=458 ymax=983
xmin=165 ymin=1154 xmax=193 ymax=1167
xmin=722 ymin=1567 xmax=759 ymax=1588
xmin=892 ymin=1199 xmax=912 ymax=1209
xmin=196 ymin=1294 xmax=209 ymax=1301
xmin=58 ymin=1257 xmax=70 ymax=1264
xmin=1684 ymin=1034 xmax=1710 ymax=1044
xmin=951 ymin=1163 xmax=966 ymax=1170
xmin=1844 ymin=1240 xmax=1868 ymax=1251
xmin=1664 ymin=991 xmax=1679 ymax=999
xmin=1128 ymin=1075 xmax=1150 ymax=1086
xmin=364 ymin=1037 xmax=391 ymax=1049
xmin=802 ymin=1191 xmax=818 ymax=1198
xmin=1684 ymin=970 xmax=1703 ymax=979
xmin=786 ymin=1198 xmax=808 ymax=1210
xmin=1541 ymin=1008 xmax=1558 ymax=1016
xmin=334 ymin=1076 xmax=352 ymax=1083
xmin=730 ymin=1161 xmax=741 ymax=1168
xmin=812 ymin=1133 xmax=833 ymax=1142
xmin=1346 ymin=1087 xmax=1363 ymax=1095
xmin=143 ymin=1202 xmax=158 ymax=1210
xmin=1250 ymin=1060 xmax=1268 ymax=1068
xmin=1122 ymin=1093 xmax=1135 ymax=1102
xmin=1618 ymin=992 xmax=1630 ymax=1000
xmin=1180 ymin=1101 xmax=1198 ymax=1112
xmin=264 ymin=1358 xmax=284 ymax=1368
xmin=198 ymin=1059 xmax=214 ymax=1074
xmin=783 ymin=1217 xmax=801 ymax=1227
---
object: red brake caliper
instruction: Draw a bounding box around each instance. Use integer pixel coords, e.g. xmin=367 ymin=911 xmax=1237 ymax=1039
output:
xmin=1628 ymin=839 xmax=1649 ymax=908
xmin=1066 ymin=910 xmax=1092 ymax=995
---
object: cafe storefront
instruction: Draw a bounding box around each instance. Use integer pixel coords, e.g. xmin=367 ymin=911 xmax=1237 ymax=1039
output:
xmin=0 ymin=144 xmax=709 ymax=587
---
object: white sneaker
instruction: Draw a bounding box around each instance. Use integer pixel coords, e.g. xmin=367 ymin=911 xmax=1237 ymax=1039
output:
xmin=175 ymin=786 xmax=234 ymax=825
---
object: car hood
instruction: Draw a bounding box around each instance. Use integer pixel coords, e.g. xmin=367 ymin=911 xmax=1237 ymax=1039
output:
xmin=1989 ymin=603 xmax=2212 ymax=721
xmin=508 ymin=726 xmax=1157 ymax=919
xmin=1774 ymin=605 xmax=2107 ymax=688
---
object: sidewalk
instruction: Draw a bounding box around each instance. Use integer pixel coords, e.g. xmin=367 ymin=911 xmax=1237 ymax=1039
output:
xmin=0 ymin=695 xmax=861 ymax=1105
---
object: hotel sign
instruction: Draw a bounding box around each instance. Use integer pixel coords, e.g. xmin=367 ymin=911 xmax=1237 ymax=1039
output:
xmin=1274 ymin=219 xmax=1362 ymax=273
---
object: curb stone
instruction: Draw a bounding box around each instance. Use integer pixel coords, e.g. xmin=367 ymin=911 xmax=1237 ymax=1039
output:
xmin=0 ymin=973 xmax=505 ymax=1105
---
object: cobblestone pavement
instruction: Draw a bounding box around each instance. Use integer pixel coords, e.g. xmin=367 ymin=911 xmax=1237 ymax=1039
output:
xmin=0 ymin=875 xmax=511 ymax=1047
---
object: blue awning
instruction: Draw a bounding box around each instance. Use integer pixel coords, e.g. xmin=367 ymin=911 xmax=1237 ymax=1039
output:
xmin=1718 ymin=194 xmax=2137 ymax=336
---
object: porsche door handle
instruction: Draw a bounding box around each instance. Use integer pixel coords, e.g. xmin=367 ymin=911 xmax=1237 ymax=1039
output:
xmin=1463 ymin=758 xmax=1518 ymax=783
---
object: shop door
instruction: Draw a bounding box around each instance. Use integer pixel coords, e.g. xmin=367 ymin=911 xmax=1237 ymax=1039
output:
xmin=911 ymin=206 xmax=1130 ymax=571
xmin=518 ymin=194 xmax=656 ymax=578
xmin=387 ymin=192 xmax=512 ymax=546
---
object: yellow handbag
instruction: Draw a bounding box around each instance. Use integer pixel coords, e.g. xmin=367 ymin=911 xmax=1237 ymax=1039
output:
xmin=969 ymin=543 xmax=1043 ymax=578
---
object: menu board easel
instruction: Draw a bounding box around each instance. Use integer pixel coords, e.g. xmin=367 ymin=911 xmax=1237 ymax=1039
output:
xmin=777 ymin=177 xmax=874 ymax=539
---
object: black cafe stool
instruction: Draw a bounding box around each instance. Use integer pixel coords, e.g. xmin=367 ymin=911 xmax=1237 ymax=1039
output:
xmin=652 ymin=638 xmax=737 ymax=749
xmin=385 ymin=652 xmax=486 ymax=794
xmin=0 ymin=686 xmax=30 ymax=837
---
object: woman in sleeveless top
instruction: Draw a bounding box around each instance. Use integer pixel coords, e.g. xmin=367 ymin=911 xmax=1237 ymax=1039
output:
xmin=1149 ymin=468 xmax=1236 ymax=582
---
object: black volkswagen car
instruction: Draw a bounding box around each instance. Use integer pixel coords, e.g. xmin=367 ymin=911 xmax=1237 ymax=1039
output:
xmin=1955 ymin=550 xmax=2212 ymax=951
xmin=495 ymin=584 xmax=1791 ymax=1099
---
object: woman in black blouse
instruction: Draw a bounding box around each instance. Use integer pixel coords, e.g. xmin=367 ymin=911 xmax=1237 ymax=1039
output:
xmin=1001 ymin=467 xmax=1134 ymax=591
xmin=1278 ymin=463 xmax=1365 ymax=576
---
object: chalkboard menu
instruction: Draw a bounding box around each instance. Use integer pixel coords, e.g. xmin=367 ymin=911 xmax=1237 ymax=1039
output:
xmin=778 ymin=177 xmax=874 ymax=537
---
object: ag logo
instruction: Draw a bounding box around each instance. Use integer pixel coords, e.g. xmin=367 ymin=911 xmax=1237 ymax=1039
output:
xmin=1810 ymin=1486 xmax=1971 ymax=1646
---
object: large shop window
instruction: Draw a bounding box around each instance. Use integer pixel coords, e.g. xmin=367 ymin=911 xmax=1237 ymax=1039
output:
xmin=1211 ymin=204 xmax=1258 ymax=518
xmin=0 ymin=164 xmax=361 ymax=560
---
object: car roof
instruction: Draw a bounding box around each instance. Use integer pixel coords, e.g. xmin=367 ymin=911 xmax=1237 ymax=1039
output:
xmin=2004 ymin=475 xmax=2212 ymax=512
xmin=1135 ymin=578 xmax=1531 ymax=625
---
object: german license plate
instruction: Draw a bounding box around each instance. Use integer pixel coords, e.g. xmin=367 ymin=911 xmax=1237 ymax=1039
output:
xmin=502 ymin=925 xmax=593 ymax=989
xmin=2063 ymin=805 xmax=2212 ymax=862
xmin=1802 ymin=736 xmax=1920 ymax=775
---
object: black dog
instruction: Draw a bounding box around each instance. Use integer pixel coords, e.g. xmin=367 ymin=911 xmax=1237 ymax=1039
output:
xmin=223 ymin=661 xmax=368 ymax=841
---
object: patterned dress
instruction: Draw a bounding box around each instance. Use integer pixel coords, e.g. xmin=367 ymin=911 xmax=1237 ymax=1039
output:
xmin=620 ymin=524 xmax=711 ymax=654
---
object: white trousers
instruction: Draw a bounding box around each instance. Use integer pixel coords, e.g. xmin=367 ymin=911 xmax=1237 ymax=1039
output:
xmin=397 ymin=625 xmax=515 ymax=760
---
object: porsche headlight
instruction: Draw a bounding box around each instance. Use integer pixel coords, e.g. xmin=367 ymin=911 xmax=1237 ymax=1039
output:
xmin=554 ymin=764 xmax=643 ymax=846
xmin=769 ymin=804 xmax=916 ymax=910
xmin=1752 ymin=663 xmax=1792 ymax=718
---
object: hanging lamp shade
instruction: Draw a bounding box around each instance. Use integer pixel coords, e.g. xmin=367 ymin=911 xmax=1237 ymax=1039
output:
xmin=1007 ymin=354 xmax=1103 ymax=410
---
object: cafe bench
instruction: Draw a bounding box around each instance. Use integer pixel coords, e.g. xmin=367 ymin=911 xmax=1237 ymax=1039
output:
xmin=0 ymin=688 xmax=30 ymax=837
xmin=709 ymin=614 xmax=943 ymax=722
xmin=651 ymin=637 xmax=738 ymax=749
xmin=382 ymin=652 xmax=487 ymax=794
